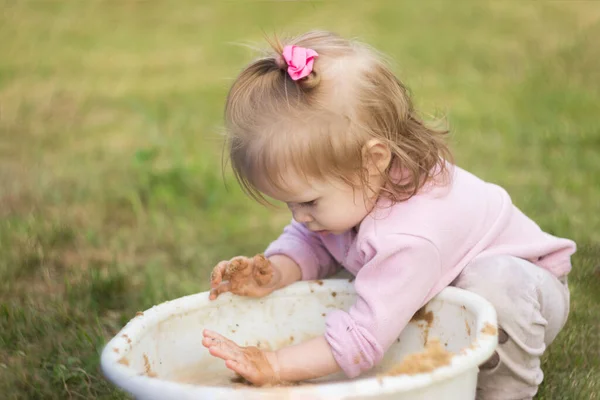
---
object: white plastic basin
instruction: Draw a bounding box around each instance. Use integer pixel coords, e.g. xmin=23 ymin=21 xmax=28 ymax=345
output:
xmin=101 ymin=280 xmax=497 ymax=399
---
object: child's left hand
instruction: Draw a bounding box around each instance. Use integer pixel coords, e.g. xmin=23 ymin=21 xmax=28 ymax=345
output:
xmin=201 ymin=329 xmax=280 ymax=386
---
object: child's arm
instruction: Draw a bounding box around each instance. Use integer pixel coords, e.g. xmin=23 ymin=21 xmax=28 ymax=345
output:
xmin=273 ymin=335 xmax=340 ymax=381
xmin=204 ymin=235 xmax=442 ymax=384
xmin=210 ymin=220 xmax=337 ymax=300
xmin=264 ymin=219 xmax=340 ymax=280
xmin=324 ymin=234 xmax=442 ymax=378
xmin=268 ymin=254 xmax=303 ymax=290
xmin=202 ymin=330 xmax=339 ymax=385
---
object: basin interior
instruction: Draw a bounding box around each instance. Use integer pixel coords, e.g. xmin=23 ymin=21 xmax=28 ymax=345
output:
xmin=113 ymin=282 xmax=478 ymax=387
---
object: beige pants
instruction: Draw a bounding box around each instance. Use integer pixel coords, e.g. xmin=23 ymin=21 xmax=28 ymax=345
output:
xmin=452 ymin=255 xmax=570 ymax=400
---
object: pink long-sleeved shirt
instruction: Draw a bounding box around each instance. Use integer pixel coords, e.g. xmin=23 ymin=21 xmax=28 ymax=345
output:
xmin=264 ymin=165 xmax=576 ymax=378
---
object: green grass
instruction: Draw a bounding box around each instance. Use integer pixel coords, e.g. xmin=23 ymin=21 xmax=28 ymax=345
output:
xmin=1 ymin=1 xmax=599 ymax=399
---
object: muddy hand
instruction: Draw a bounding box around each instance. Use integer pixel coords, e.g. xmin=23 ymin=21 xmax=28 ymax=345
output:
xmin=202 ymin=329 xmax=280 ymax=386
xmin=209 ymin=254 xmax=274 ymax=300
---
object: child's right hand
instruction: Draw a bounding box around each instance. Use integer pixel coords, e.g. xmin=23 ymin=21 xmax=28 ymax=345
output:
xmin=209 ymin=254 xmax=275 ymax=300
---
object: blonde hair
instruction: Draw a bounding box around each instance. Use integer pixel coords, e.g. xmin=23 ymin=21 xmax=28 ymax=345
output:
xmin=225 ymin=30 xmax=451 ymax=204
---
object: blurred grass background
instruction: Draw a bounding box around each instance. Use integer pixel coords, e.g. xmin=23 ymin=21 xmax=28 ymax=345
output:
xmin=1 ymin=1 xmax=599 ymax=399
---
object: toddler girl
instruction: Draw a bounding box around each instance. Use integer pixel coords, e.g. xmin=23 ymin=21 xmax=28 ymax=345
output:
xmin=202 ymin=31 xmax=575 ymax=399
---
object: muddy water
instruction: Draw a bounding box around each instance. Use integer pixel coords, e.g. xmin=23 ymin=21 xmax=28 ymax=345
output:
xmin=169 ymin=364 xmax=381 ymax=388
xmin=171 ymin=369 xmax=250 ymax=387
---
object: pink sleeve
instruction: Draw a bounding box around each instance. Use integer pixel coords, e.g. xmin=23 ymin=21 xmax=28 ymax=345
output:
xmin=324 ymin=234 xmax=442 ymax=378
xmin=264 ymin=220 xmax=338 ymax=280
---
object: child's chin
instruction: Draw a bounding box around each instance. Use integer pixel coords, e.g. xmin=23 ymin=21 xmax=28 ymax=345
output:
xmin=314 ymin=228 xmax=345 ymax=236
xmin=321 ymin=229 xmax=343 ymax=236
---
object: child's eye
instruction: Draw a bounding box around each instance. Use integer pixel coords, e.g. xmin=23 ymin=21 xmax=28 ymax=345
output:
xmin=300 ymin=200 xmax=317 ymax=207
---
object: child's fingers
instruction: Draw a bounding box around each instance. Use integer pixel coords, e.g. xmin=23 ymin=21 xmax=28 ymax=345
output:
xmin=201 ymin=336 xmax=217 ymax=349
xmin=202 ymin=330 xmax=241 ymax=359
xmin=225 ymin=360 xmax=256 ymax=383
xmin=224 ymin=257 xmax=251 ymax=281
xmin=209 ymin=282 xmax=232 ymax=300
xmin=203 ymin=329 xmax=218 ymax=338
xmin=210 ymin=261 xmax=228 ymax=288
xmin=203 ymin=329 xmax=237 ymax=347
xmin=252 ymin=254 xmax=273 ymax=287
xmin=209 ymin=342 xmax=243 ymax=362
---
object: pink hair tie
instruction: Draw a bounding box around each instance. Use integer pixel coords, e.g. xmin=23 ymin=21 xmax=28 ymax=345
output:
xmin=282 ymin=45 xmax=318 ymax=81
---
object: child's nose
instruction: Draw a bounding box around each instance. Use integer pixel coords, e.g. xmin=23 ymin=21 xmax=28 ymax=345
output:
xmin=292 ymin=209 xmax=313 ymax=224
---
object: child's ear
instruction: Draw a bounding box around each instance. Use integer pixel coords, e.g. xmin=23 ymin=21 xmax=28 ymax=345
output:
xmin=362 ymin=139 xmax=392 ymax=177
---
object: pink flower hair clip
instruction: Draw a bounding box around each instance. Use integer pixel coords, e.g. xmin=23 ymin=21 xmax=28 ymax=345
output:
xmin=280 ymin=45 xmax=319 ymax=81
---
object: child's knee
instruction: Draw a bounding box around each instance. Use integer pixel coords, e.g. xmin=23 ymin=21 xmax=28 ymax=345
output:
xmin=455 ymin=255 xmax=568 ymax=342
xmin=456 ymin=255 xmax=570 ymax=399
xmin=454 ymin=256 xmax=539 ymax=327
